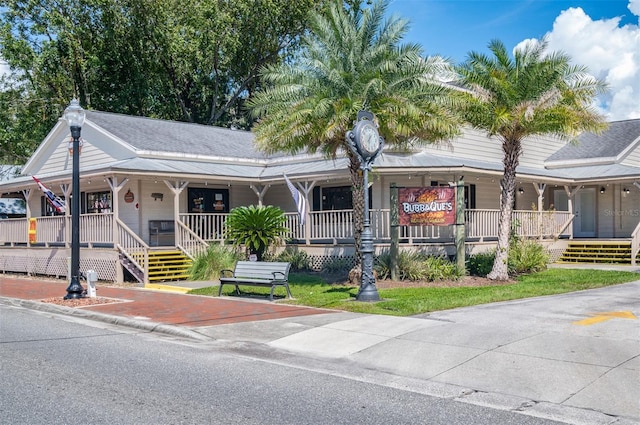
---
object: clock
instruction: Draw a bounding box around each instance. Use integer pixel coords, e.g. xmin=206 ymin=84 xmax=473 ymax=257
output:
xmin=357 ymin=120 xmax=381 ymax=155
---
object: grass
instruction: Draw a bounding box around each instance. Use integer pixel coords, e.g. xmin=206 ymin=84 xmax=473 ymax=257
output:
xmin=188 ymin=268 xmax=639 ymax=316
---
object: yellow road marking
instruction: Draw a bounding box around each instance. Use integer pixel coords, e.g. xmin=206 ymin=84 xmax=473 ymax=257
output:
xmin=573 ymin=311 xmax=637 ymax=326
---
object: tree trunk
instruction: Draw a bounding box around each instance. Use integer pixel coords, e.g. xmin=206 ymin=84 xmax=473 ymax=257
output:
xmin=487 ymin=137 xmax=522 ymax=281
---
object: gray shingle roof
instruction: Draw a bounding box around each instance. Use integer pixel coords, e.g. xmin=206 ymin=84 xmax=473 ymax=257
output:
xmin=85 ymin=110 xmax=275 ymax=160
xmin=546 ymin=119 xmax=640 ymax=162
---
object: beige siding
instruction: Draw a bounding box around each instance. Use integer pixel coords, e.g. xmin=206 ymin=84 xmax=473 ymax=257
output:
xmin=118 ymin=180 xmax=142 ymax=235
xmin=597 ymin=186 xmax=615 ymax=238
xmin=232 ymin=186 xmax=259 ymax=208
xmin=520 ymin=134 xmax=569 ymax=168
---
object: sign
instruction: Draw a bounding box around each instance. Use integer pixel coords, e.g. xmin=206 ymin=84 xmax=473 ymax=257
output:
xmin=124 ymin=189 xmax=134 ymax=203
xmin=28 ymin=218 xmax=37 ymax=244
xmin=398 ymin=187 xmax=456 ymax=226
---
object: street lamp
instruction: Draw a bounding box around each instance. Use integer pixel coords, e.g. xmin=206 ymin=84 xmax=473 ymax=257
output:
xmin=346 ymin=111 xmax=384 ymax=301
xmin=63 ymin=99 xmax=86 ymax=299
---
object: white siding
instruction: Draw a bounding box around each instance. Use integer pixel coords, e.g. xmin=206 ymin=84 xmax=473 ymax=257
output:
xmin=520 ymin=134 xmax=570 ymax=168
xmin=596 ymin=186 xmax=615 ymax=238
xmin=140 ymin=180 xmax=172 ymax=242
xmin=118 ymin=179 xmax=142 ymax=235
xmin=621 ymin=144 xmax=640 ymax=166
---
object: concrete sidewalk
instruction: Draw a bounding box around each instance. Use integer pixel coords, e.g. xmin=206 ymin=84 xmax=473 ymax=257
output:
xmin=1 ymin=275 xmax=639 ymax=424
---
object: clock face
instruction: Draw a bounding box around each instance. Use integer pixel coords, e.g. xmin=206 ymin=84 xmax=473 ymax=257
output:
xmin=359 ymin=122 xmax=380 ymax=154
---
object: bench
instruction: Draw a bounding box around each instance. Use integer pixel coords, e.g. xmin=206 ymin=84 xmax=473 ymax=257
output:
xmin=149 ymin=220 xmax=175 ymax=246
xmin=218 ymin=261 xmax=292 ymax=301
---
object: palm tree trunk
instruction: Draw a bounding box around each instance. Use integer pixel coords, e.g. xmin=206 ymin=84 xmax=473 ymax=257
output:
xmin=487 ymin=138 xmax=522 ymax=280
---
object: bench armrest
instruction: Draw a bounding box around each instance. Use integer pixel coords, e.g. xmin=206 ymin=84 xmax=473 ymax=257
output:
xmin=271 ymin=271 xmax=287 ymax=281
xmin=220 ymin=269 xmax=234 ymax=278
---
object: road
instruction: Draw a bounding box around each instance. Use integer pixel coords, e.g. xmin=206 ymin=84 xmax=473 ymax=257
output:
xmin=0 ymin=305 xmax=564 ymax=425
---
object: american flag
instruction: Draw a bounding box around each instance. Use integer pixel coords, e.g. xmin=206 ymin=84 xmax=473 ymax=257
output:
xmin=32 ymin=176 xmax=66 ymax=214
xmin=283 ymin=174 xmax=307 ymax=225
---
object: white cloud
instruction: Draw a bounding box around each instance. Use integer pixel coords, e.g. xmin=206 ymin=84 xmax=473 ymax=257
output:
xmin=530 ymin=1 xmax=640 ymax=121
xmin=0 ymin=59 xmax=9 ymax=77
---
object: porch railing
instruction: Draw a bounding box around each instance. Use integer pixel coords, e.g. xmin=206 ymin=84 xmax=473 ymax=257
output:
xmin=0 ymin=214 xmax=113 ymax=247
xmin=175 ymin=220 xmax=209 ymax=260
xmin=115 ymin=217 xmax=149 ymax=283
xmin=632 ymin=220 xmax=640 ymax=266
xmin=178 ymin=209 xmax=572 ymax=245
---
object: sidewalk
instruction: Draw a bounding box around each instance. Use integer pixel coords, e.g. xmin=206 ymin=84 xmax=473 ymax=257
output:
xmin=1 ymin=275 xmax=639 ymax=424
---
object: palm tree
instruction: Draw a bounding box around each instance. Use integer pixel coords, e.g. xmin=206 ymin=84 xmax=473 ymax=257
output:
xmin=249 ymin=0 xmax=461 ymax=275
xmin=224 ymin=205 xmax=289 ymax=261
xmin=456 ymin=38 xmax=608 ymax=280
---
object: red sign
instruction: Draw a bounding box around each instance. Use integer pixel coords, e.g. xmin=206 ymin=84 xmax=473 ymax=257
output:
xmin=398 ymin=187 xmax=456 ymax=226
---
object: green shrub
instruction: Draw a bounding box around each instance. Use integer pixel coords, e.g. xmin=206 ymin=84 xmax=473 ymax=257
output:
xmin=270 ymin=247 xmax=311 ymax=272
xmin=224 ymin=205 xmax=288 ymax=260
xmin=188 ymin=244 xmax=243 ymax=281
xmin=375 ymin=250 xmax=462 ymax=281
xmin=508 ymin=239 xmax=549 ymax=275
xmin=468 ymin=239 xmax=549 ymax=277
xmin=468 ymin=250 xmax=495 ymax=277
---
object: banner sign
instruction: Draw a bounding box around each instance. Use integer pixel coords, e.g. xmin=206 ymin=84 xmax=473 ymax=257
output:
xmin=398 ymin=187 xmax=456 ymax=226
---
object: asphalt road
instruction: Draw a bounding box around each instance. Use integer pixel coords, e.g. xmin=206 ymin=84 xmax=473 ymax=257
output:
xmin=0 ymin=305 xmax=565 ymax=425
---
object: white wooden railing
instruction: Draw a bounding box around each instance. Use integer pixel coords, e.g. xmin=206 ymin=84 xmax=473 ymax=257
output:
xmin=0 ymin=209 xmax=574 ymax=248
xmin=175 ymin=220 xmax=209 ymax=260
xmin=115 ymin=217 xmax=149 ymax=283
xmin=632 ymin=220 xmax=640 ymax=266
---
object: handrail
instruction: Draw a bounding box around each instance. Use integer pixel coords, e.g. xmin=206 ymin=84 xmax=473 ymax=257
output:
xmin=631 ymin=220 xmax=640 ymax=266
xmin=115 ymin=217 xmax=149 ymax=283
xmin=175 ymin=220 xmax=209 ymax=260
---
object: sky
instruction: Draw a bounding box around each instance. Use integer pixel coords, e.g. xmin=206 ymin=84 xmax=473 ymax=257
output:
xmin=387 ymin=0 xmax=640 ymax=121
xmin=1 ymin=1 xmax=638 ymax=121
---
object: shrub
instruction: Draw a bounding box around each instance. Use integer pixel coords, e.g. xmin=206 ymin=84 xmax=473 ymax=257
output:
xmin=508 ymin=239 xmax=550 ymax=275
xmin=467 ymin=250 xmax=495 ymax=277
xmin=270 ymin=247 xmax=311 ymax=272
xmin=375 ymin=250 xmax=462 ymax=281
xmin=224 ymin=205 xmax=288 ymax=260
xmin=468 ymin=239 xmax=549 ymax=277
xmin=188 ymin=244 xmax=243 ymax=281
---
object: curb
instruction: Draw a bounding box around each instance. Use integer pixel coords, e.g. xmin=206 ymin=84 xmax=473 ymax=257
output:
xmin=143 ymin=283 xmax=193 ymax=294
xmin=0 ymin=296 xmax=211 ymax=341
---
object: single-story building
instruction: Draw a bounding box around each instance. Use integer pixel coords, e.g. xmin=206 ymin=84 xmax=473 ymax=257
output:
xmin=1 ymin=111 xmax=638 ymax=283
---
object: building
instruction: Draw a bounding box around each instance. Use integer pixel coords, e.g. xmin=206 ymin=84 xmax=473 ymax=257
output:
xmin=1 ymin=111 xmax=638 ymax=282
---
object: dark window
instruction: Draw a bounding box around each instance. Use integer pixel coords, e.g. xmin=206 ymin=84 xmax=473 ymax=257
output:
xmin=465 ymin=184 xmax=476 ymax=209
xmin=188 ymin=188 xmax=229 ymax=213
xmin=85 ymin=191 xmax=112 ymax=214
xmin=313 ymin=185 xmax=373 ymax=211
xmin=41 ymin=195 xmax=66 ymax=216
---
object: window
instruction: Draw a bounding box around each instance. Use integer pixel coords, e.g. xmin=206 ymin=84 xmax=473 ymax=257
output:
xmin=312 ymin=185 xmax=372 ymax=210
xmin=85 ymin=191 xmax=112 ymax=214
xmin=188 ymin=188 xmax=229 ymax=213
xmin=41 ymin=195 xmax=66 ymax=216
xmin=430 ymin=181 xmax=476 ymax=209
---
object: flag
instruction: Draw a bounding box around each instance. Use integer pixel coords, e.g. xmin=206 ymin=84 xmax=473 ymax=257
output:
xmin=33 ymin=176 xmax=66 ymax=214
xmin=283 ymin=174 xmax=306 ymax=225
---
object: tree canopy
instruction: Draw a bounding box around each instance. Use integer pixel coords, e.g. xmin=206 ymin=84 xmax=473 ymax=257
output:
xmin=0 ymin=0 xmax=324 ymax=163
xmin=456 ymin=38 xmax=608 ymax=280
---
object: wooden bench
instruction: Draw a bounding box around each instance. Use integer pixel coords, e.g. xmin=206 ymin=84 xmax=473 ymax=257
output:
xmin=218 ymin=261 xmax=292 ymax=301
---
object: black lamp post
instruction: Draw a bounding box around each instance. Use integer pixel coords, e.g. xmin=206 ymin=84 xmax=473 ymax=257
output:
xmin=63 ymin=99 xmax=86 ymax=299
xmin=346 ymin=111 xmax=384 ymax=301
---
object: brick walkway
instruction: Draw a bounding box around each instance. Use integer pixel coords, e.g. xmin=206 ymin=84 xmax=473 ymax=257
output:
xmin=0 ymin=276 xmax=333 ymax=327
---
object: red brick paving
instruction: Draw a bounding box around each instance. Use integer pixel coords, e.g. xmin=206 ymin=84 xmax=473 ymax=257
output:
xmin=0 ymin=276 xmax=333 ymax=327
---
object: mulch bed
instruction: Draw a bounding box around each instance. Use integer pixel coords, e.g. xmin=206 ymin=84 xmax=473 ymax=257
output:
xmin=41 ymin=296 xmax=123 ymax=308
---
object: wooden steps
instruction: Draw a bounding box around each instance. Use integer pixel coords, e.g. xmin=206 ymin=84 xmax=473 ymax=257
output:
xmin=122 ymin=249 xmax=192 ymax=283
xmin=557 ymin=241 xmax=638 ymax=264
xmin=147 ymin=250 xmax=192 ymax=282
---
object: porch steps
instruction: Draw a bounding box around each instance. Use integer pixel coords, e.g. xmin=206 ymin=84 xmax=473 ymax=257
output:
xmin=557 ymin=241 xmax=638 ymax=264
xmin=120 ymin=250 xmax=192 ymax=283
xmin=147 ymin=250 xmax=192 ymax=282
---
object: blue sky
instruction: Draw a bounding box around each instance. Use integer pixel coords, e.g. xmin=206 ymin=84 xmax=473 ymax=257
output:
xmin=388 ymin=0 xmax=635 ymax=62
xmin=387 ymin=0 xmax=640 ymax=120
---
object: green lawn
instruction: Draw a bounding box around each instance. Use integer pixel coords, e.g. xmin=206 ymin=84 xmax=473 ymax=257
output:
xmin=188 ymin=268 xmax=639 ymax=316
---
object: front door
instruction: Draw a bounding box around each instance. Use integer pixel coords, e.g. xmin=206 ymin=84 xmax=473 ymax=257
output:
xmin=574 ymin=188 xmax=596 ymax=237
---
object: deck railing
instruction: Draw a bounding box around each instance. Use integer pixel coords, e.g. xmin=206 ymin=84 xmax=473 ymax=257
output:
xmin=631 ymin=220 xmax=640 ymax=266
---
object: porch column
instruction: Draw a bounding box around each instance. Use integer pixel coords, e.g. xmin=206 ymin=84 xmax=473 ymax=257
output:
xmin=249 ymin=184 xmax=269 ymax=206
xmin=299 ymin=180 xmax=316 ymax=245
xmin=21 ymin=189 xmax=32 ymax=247
xmin=533 ymin=183 xmax=546 ymax=239
xmin=107 ymin=177 xmax=129 ymax=248
xmin=164 ymin=180 xmax=189 ymax=246
xmin=564 ymin=185 xmax=581 ymax=240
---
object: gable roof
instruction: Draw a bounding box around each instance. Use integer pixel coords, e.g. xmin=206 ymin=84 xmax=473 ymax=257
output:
xmin=546 ymin=119 xmax=640 ymax=163
xmin=85 ymin=111 xmax=276 ymax=160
